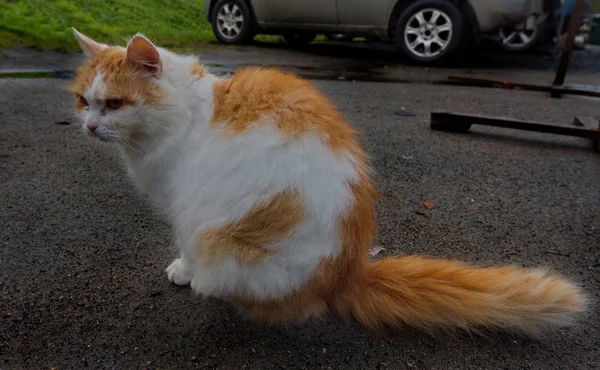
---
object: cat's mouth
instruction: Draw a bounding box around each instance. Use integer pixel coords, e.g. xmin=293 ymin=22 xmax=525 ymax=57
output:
xmin=95 ymin=135 xmax=113 ymax=142
xmin=86 ymin=127 xmax=119 ymax=143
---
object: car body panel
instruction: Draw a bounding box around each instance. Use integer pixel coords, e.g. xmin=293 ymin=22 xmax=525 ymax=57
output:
xmin=258 ymin=0 xmax=337 ymax=24
xmin=472 ymin=0 xmax=548 ymax=31
xmin=336 ymin=0 xmax=396 ymax=27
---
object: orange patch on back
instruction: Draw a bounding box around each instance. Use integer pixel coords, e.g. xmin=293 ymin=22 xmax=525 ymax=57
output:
xmin=211 ymin=67 xmax=362 ymax=154
xmin=69 ymin=46 xmax=164 ymax=108
xmin=197 ymin=190 xmax=304 ymax=264
xmin=232 ymin=173 xmax=377 ymax=325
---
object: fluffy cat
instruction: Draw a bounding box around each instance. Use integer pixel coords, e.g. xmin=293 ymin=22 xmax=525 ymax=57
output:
xmin=69 ymin=28 xmax=586 ymax=334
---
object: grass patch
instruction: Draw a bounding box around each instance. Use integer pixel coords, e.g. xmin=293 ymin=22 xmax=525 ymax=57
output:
xmin=255 ymin=34 xmax=328 ymax=43
xmin=255 ymin=35 xmax=285 ymax=43
xmin=0 ymin=0 xmax=217 ymax=51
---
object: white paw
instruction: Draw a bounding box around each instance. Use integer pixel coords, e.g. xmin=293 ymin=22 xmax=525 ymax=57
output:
xmin=165 ymin=258 xmax=193 ymax=286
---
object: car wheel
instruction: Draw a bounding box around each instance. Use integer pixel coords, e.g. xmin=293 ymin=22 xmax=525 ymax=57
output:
xmin=498 ymin=16 xmax=549 ymax=52
xmin=498 ymin=27 xmax=539 ymax=52
xmin=211 ymin=0 xmax=255 ymax=45
xmin=282 ymin=32 xmax=317 ymax=46
xmin=394 ymin=0 xmax=464 ymax=64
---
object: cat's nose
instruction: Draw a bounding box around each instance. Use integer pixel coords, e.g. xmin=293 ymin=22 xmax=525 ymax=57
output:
xmin=86 ymin=122 xmax=98 ymax=132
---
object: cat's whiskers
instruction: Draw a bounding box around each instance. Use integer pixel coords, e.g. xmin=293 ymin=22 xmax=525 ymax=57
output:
xmin=66 ymin=127 xmax=87 ymax=146
xmin=113 ymin=140 xmax=128 ymax=160
xmin=124 ymin=135 xmax=147 ymax=152
xmin=116 ymin=135 xmax=145 ymax=157
xmin=65 ymin=134 xmax=87 ymax=151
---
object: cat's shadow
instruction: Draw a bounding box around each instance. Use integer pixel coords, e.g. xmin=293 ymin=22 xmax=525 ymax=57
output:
xmin=158 ymin=289 xmax=559 ymax=367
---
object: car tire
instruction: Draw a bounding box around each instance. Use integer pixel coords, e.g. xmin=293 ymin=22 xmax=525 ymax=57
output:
xmin=282 ymin=32 xmax=317 ymax=46
xmin=211 ymin=0 xmax=256 ymax=45
xmin=394 ymin=0 xmax=465 ymax=64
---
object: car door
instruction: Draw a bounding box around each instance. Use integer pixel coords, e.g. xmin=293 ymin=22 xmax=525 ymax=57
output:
xmin=336 ymin=0 xmax=396 ymax=28
xmin=258 ymin=0 xmax=338 ymax=25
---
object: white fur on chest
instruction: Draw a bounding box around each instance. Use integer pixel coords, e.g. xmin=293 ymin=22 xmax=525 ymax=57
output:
xmin=127 ymin=74 xmax=360 ymax=299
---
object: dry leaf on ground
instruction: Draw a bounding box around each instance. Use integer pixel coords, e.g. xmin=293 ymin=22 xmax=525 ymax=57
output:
xmin=419 ymin=200 xmax=435 ymax=209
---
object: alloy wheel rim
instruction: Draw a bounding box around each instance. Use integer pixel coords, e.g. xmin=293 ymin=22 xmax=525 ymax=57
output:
xmin=404 ymin=8 xmax=453 ymax=58
xmin=217 ymin=3 xmax=244 ymax=40
xmin=499 ymin=27 xmax=538 ymax=49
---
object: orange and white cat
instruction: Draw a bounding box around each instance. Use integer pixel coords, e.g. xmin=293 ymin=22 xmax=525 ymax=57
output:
xmin=70 ymin=29 xmax=586 ymax=334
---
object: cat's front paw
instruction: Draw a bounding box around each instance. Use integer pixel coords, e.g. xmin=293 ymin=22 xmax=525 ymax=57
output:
xmin=165 ymin=258 xmax=193 ymax=286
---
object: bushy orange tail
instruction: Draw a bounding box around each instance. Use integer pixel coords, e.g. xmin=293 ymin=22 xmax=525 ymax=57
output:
xmin=331 ymin=256 xmax=587 ymax=335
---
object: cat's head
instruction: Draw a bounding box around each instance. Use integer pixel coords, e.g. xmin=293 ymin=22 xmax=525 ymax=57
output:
xmin=69 ymin=29 xmax=198 ymax=149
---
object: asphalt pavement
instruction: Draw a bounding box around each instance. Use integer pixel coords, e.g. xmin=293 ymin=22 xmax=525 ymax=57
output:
xmin=1 ymin=44 xmax=599 ymax=369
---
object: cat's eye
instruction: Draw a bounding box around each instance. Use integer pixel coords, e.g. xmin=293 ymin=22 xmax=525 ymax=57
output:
xmin=106 ymin=99 xmax=123 ymax=110
xmin=78 ymin=95 xmax=89 ymax=106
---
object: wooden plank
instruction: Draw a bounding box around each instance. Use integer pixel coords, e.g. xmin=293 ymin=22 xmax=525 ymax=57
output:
xmin=571 ymin=116 xmax=600 ymax=152
xmin=561 ymin=84 xmax=600 ymax=98
xmin=447 ymin=76 xmax=600 ymax=98
xmin=572 ymin=116 xmax=599 ymax=128
xmin=447 ymin=76 xmax=550 ymax=93
xmin=430 ymin=112 xmax=600 ymax=139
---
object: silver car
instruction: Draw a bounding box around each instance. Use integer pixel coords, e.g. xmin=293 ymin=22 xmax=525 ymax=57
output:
xmin=205 ymin=0 xmax=559 ymax=64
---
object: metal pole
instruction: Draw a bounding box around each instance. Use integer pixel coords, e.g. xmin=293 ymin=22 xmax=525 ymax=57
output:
xmin=551 ymin=0 xmax=586 ymax=97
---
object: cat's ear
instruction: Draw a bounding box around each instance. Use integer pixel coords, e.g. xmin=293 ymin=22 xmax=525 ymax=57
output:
xmin=72 ymin=28 xmax=106 ymax=57
xmin=126 ymin=34 xmax=162 ymax=75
